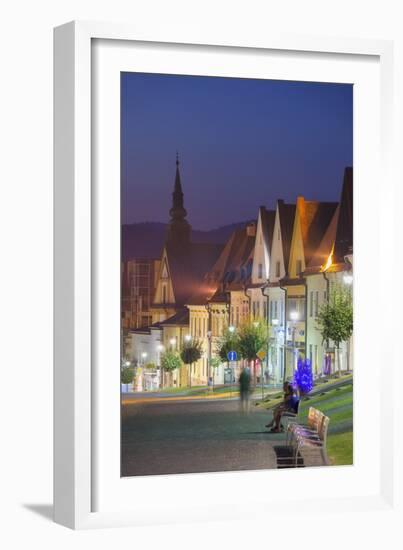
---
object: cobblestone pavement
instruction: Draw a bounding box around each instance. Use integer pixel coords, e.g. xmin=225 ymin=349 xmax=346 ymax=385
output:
xmin=121 ymin=397 xmax=281 ymax=477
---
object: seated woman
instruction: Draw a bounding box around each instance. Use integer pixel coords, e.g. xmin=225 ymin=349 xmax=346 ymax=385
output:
xmin=265 ymin=382 xmax=298 ymax=433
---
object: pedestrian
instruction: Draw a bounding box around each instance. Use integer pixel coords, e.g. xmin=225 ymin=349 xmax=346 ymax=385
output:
xmin=265 ymin=382 xmax=298 ymax=432
xmin=239 ymin=367 xmax=251 ymax=414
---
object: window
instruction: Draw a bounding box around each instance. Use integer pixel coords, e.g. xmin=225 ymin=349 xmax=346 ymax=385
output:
xmin=275 ymin=261 xmax=280 ymax=278
xmin=258 ymin=263 xmax=263 ymax=279
xmin=256 ymin=301 xmax=260 ymax=317
xmin=236 ymin=307 xmax=240 ymax=326
xmin=315 ymin=291 xmax=319 ymax=317
xmin=274 ymin=300 xmax=278 ymax=319
xmin=309 ymin=291 xmax=313 ymax=317
xmin=162 ymin=285 xmax=167 ymax=304
xmin=296 ymin=260 xmax=302 ymax=275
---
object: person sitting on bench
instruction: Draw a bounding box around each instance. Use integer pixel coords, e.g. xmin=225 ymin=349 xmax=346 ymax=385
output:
xmin=265 ymin=382 xmax=298 ymax=433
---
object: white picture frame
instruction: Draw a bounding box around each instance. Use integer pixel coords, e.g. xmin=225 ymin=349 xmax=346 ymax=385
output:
xmin=54 ymin=20 xmax=397 ymax=530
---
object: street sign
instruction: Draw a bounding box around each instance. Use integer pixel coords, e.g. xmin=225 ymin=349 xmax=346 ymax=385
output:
xmin=257 ymin=349 xmax=266 ymax=361
xmin=227 ymin=350 xmax=237 ymax=362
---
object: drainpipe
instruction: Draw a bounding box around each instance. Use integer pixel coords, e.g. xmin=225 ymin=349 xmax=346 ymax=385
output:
xmin=243 ymin=285 xmax=255 ymax=382
xmin=322 ymin=271 xmax=330 ymax=302
xmin=279 ymin=281 xmax=288 ymax=383
xmin=243 ymin=284 xmax=251 ymax=320
xmin=301 ymin=275 xmax=308 ymax=363
xmin=261 ymin=282 xmax=270 ymax=387
xmin=322 ymin=270 xmax=331 ymax=374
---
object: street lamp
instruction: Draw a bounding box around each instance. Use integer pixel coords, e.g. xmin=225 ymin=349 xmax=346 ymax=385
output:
xmin=343 ymin=273 xmax=353 ymax=285
xmin=184 ymin=334 xmax=192 ymax=342
xmin=169 ymin=337 xmax=176 ymax=349
xmin=228 ymin=325 xmax=235 ymax=333
xmin=124 ymin=360 xmax=131 ymax=367
xmin=272 ymin=318 xmax=279 ymax=326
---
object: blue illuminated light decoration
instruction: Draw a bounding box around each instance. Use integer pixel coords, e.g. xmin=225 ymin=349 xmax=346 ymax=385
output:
xmin=293 ymin=357 xmax=314 ymax=395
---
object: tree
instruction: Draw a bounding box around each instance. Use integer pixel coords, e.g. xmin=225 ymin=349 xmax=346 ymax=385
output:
xmin=316 ymin=283 xmax=353 ymax=377
xmin=180 ymin=339 xmax=203 ymax=388
xmin=215 ymin=328 xmax=240 ymax=363
xmin=121 ymin=366 xmax=134 ymax=384
xmin=144 ymin=362 xmax=157 ymax=371
xmin=237 ymin=319 xmax=268 ymax=384
xmin=160 ymin=351 xmax=182 ymax=388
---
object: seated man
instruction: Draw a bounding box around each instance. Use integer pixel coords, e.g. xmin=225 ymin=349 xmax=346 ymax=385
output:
xmin=265 ymin=382 xmax=298 ymax=433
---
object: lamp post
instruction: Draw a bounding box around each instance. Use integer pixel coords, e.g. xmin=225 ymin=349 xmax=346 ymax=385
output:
xmin=207 ymin=330 xmax=212 ymax=390
xmin=184 ymin=334 xmax=192 ymax=387
xmin=228 ymin=325 xmax=236 ymax=388
xmin=140 ymin=351 xmax=148 ymax=391
xmin=157 ymin=344 xmax=164 ymax=388
xmin=289 ymin=310 xmax=299 ymax=375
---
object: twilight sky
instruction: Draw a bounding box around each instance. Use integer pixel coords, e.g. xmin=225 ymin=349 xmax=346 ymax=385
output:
xmin=121 ymin=72 xmax=352 ymax=231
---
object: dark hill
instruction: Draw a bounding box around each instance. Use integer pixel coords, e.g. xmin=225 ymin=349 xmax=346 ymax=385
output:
xmin=121 ymin=220 xmax=254 ymax=261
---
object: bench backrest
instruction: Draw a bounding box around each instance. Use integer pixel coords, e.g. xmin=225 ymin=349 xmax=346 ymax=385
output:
xmin=318 ymin=415 xmax=330 ymax=445
xmin=307 ymin=407 xmax=321 ymax=430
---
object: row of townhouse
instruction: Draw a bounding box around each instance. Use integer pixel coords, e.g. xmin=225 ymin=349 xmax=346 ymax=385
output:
xmin=127 ymin=159 xmax=353 ymax=390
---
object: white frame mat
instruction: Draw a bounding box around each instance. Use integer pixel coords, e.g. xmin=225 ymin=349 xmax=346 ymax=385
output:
xmin=54 ymin=21 xmax=396 ymax=530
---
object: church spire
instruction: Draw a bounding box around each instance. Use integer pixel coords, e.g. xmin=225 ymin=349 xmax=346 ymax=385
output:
xmin=166 ymin=153 xmax=191 ymax=246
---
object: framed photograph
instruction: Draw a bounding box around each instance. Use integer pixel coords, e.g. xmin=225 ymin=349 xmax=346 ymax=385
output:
xmin=54 ymin=21 xmax=395 ymax=529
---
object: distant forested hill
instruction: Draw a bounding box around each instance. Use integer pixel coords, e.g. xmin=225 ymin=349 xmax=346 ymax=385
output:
xmin=121 ymin=220 xmax=254 ymax=260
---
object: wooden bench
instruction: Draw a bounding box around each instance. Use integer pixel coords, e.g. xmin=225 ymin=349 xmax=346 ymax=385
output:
xmin=287 ymin=407 xmax=330 ymax=466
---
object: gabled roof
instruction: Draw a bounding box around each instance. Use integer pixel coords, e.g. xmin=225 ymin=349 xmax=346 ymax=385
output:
xmin=303 ymin=167 xmax=353 ymax=275
xmin=166 ymin=241 xmax=223 ymax=307
xmin=158 ymin=308 xmax=189 ymax=327
xmin=297 ymin=198 xmax=338 ymax=266
xmin=305 ymin=205 xmax=340 ymax=273
xmin=259 ymin=206 xmax=276 ymax=254
xmin=186 ymin=224 xmax=256 ymax=305
xmin=333 ymin=167 xmax=353 ymax=263
xmin=277 ymin=200 xmax=296 ymax=274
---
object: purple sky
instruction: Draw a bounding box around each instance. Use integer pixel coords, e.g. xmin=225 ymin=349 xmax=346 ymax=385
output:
xmin=121 ymin=73 xmax=352 ymax=231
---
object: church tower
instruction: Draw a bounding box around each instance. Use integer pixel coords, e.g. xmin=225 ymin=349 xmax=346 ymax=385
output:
xmin=166 ymin=154 xmax=191 ymax=246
